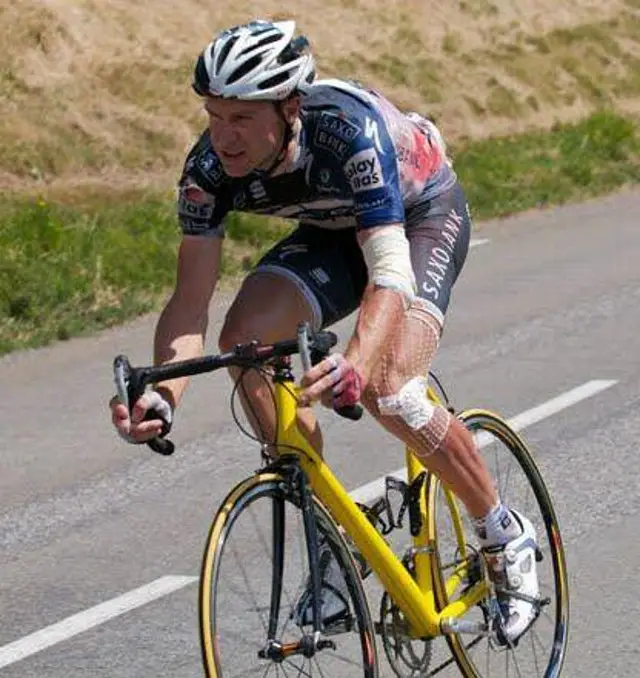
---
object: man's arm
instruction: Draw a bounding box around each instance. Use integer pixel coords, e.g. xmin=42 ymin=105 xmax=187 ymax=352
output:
xmin=299 ymin=223 xmax=414 ymax=407
xmin=343 ymin=224 xmax=413 ymax=383
xmin=152 ymin=234 xmax=222 ymax=410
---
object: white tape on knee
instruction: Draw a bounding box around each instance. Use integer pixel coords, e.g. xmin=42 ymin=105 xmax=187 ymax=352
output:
xmin=376 ymin=375 xmax=452 ymax=456
xmin=377 ymin=376 xmax=433 ymax=429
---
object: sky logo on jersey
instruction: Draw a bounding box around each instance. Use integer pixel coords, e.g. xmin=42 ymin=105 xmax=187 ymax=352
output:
xmin=178 ymin=184 xmax=215 ymax=218
xmin=178 ymin=183 xmax=216 ymax=234
xmin=343 ymin=148 xmax=385 ymax=193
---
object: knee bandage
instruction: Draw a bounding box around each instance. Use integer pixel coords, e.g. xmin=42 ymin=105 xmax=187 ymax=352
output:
xmin=377 ymin=376 xmax=452 ymax=457
xmin=364 ymin=301 xmax=451 ymax=457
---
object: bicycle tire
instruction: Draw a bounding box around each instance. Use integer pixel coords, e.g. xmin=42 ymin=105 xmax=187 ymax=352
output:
xmin=426 ymin=410 xmax=570 ymax=678
xmin=199 ymin=471 xmax=378 ymax=677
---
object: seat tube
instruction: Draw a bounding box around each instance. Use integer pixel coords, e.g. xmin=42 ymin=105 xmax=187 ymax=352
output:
xmin=406 ymin=449 xmax=434 ymax=594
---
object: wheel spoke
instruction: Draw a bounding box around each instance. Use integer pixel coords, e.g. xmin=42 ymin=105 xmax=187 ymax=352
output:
xmin=530 ymin=626 xmax=541 ymax=676
xmin=429 ymin=413 xmax=569 ymax=678
xmin=201 ymin=476 xmax=377 ymax=676
xmin=229 ymin=535 xmax=270 ymax=635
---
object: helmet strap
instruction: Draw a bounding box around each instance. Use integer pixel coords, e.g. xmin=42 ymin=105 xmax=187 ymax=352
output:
xmin=255 ymin=101 xmax=295 ymax=176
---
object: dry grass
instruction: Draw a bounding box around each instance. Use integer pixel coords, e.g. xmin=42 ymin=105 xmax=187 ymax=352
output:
xmin=1 ymin=0 xmax=639 ymax=191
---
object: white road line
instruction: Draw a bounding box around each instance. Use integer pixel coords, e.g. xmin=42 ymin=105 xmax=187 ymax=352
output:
xmin=350 ymin=379 xmax=617 ymax=505
xmin=0 ymin=379 xmax=616 ymax=669
xmin=0 ymin=576 xmax=197 ymax=670
xmin=470 ymin=237 xmax=490 ymax=248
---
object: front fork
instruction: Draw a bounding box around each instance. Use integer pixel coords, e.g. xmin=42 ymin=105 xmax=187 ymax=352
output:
xmin=259 ymin=465 xmax=337 ymax=662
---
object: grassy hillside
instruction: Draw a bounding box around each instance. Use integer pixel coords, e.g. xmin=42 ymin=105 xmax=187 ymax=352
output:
xmin=1 ymin=0 xmax=639 ymax=193
xmin=1 ymin=1 xmax=639 ymax=354
xmin=2 ymin=111 xmax=637 ymax=354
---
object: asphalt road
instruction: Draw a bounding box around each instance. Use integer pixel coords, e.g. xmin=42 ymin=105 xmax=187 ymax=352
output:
xmin=1 ymin=187 xmax=639 ymax=676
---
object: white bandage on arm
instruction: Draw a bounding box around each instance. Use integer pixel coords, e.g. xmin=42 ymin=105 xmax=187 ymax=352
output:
xmin=359 ymin=226 xmax=417 ymax=300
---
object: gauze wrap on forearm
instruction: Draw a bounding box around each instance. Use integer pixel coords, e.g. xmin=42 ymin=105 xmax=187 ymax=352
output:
xmin=359 ymin=226 xmax=417 ymax=301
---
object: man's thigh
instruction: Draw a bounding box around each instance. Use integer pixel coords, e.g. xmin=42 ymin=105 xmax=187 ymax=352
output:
xmin=407 ymin=182 xmax=472 ymax=326
xmin=252 ymin=223 xmax=368 ymax=330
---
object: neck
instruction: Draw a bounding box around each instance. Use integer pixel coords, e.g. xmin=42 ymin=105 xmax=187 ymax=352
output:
xmin=261 ymin=117 xmax=301 ymax=177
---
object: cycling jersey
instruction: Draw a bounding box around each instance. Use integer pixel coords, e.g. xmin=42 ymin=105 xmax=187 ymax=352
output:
xmin=177 ymin=78 xmax=457 ymax=237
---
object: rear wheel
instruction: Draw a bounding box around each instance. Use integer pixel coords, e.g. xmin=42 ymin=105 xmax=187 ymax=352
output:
xmin=199 ymin=471 xmax=379 ymax=677
xmin=427 ymin=410 xmax=570 ymax=678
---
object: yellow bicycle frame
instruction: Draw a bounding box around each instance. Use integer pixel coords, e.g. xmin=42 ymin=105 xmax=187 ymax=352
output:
xmin=274 ymin=378 xmax=489 ymax=639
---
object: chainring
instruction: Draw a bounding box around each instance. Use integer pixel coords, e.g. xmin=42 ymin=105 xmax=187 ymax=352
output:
xmin=379 ymin=588 xmax=433 ymax=676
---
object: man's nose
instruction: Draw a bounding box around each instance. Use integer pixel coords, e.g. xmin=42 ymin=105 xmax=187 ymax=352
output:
xmin=211 ymin=122 xmax=237 ymax=147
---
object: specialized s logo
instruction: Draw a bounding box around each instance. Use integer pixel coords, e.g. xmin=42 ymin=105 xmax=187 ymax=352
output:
xmin=343 ymin=148 xmax=385 ymax=193
xmin=364 ymin=117 xmax=384 ymax=154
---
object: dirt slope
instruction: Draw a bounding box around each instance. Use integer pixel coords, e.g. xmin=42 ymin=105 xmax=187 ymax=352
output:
xmin=1 ymin=0 xmax=638 ymax=191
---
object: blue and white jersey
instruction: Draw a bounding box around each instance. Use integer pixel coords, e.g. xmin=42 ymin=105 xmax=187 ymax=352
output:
xmin=178 ymin=79 xmax=457 ymax=237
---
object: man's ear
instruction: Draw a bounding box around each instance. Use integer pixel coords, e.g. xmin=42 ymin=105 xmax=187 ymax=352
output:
xmin=280 ymin=95 xmax=301 ymax=125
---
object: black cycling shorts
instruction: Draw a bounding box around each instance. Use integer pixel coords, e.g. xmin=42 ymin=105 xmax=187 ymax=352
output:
xmin=253 ymin=181 xmax=471 ymax=329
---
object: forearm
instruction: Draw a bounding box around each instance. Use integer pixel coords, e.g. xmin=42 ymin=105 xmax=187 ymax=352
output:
xmin=152 ymin=292 xmax=210 ymax=409
xmin=344 ymin=284 xmax=406 ymax=381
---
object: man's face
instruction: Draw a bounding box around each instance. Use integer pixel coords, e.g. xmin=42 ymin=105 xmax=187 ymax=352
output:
xmin=204 ymin=97 xmax=285 ymax=177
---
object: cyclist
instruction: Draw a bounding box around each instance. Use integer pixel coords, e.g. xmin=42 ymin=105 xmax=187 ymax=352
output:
xmin=109 ymin=19 xmax=539 ymax=644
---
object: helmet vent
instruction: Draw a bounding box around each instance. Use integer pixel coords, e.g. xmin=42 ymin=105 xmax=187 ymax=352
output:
xmin=216 ymin=35 xmax=239 ymax=72
xmin=227 ymin=55 xmax=262 ymax=84
xmin=240 ymin=32 xmax=282 ymax=57
xmin=258 ymin=72 xmax=291 ymax=90
xmin=280 ymin=36 xmax=309 ymax=64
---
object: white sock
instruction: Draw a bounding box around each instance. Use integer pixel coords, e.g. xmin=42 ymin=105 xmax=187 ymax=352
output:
xmin=473 ymin=501 xmax=522 ymax=549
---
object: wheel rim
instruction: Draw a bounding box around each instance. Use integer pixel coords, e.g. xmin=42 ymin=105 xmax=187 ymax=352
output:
xmin=200 ymin=476 xmax=378 ymax=677
xmin=428 ymin=413 xmax=569 ymax=678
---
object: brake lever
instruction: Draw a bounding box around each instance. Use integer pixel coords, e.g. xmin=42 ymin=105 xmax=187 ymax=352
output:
xmin=297 ymin=323 xmax=313 ymax=373
xmin=112 ymin=355 xmax=175 ymax=455
xmin=113 ymin=355 xmax=132 ymax=411
xmin=296 ymin=322 xmax=363 ymax=421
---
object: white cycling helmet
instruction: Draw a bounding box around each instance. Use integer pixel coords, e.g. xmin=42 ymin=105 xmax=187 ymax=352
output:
xmin=193 ymin=20 xmax=316 ymax=100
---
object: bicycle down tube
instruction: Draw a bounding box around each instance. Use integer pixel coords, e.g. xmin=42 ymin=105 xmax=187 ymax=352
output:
xmin=114 ymin=328 xmax=487 ymax=640
xmin=274 ymin=375 xmax=489 ymax=640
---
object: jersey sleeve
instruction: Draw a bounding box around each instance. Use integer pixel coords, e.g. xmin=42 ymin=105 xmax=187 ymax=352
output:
xmin=341 ymin=116 xmax=405 ymax=229
xmin=176 ymin=135 xmax=230 ymax=238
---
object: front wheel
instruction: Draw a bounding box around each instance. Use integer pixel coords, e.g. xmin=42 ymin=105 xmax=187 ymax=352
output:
xmin=199 ymin=471 xmax=378 ymax=677
xmin=427 ymin=410 xmax=570 ymax=678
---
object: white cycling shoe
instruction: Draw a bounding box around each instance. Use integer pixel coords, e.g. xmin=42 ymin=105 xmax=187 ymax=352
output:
xmin=482 ymin=509 xmax=540 ymax=646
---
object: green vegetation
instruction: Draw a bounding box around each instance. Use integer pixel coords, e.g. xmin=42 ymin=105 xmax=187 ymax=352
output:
xmin=456 ymin=111 xmax=639 ymax=219
xmin=1 ymin=110 xmax=638 ymax=355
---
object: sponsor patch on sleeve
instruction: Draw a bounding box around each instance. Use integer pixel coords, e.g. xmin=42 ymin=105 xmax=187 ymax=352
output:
xmin=178 ymin=184 xmax=215 ymax=218
xmin=343 ymin=148 xmax=385 ymax=193
xmin=177 ymin=182 xmax=217 ymax=234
